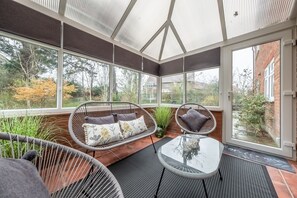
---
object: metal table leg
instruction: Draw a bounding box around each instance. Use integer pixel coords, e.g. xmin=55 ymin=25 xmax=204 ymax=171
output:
xmin=218 ymin=168 xmax=223 ymax=181
xmin=155 ymin=168 xmax=165 ymax=198
xmin=202 ymin=179 xmax=208 ymax=198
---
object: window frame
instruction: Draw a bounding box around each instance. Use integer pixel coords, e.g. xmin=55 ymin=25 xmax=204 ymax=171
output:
xmin=161 ymin=73 xmax=184 ymax=105
xmin=0 ymin=31 xmax=60 ymax=111
xmin=185 ymin=67 xmax=220 ymax=107
xmin=62 ymin=50 xmax=111 ymax=108
xmin=264 ymin=59 xmax=275 ymax=102
xmin=140 ymin=73 xmax=158 ymax=105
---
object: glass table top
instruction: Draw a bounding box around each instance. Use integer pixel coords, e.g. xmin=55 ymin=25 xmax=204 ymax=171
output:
xmin=157 ymin=135 xmax=224 ymax=179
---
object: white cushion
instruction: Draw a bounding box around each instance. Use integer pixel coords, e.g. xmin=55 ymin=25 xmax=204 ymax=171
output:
xmin=82 ymin=122 xmax=123 ymax=146
xmin=119 ymin=116 xmax=148 ymax=138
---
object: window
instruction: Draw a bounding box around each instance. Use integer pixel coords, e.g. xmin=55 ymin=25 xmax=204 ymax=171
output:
xmin=0 ymin=36 xmax=58 ymax=110
xmin=264 ymin=59 xmax=274 ymax=102
xmin=186 ymin=68 xmax=219 ymax=106
xmin=141 ymin=74 xmax=157 ymax=104
xmin=63 ymin=53 xmax=109 ymax=107
xmin=113 ymin=66 xmax=138 ymax=103
xmin=161 ymin=74 xmax=183 ymax=104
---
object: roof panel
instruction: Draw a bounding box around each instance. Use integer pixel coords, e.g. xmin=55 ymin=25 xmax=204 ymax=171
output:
xmin=223 ymin=0 xmax=294 ymax=38
xmin=172 ymin=0 xmax=223 ymax=52
xmin=162 ymin=27 xmax=184 ymax=60
xmin=31 ymin=0 xmax=59 ymax=12
xmin=115 ymin=0 xmax=171 ymax=50
xmin=65 ymin=0 xmax=130 ymax=37
xmin=143 ymin=29 xmax=164 ymax=60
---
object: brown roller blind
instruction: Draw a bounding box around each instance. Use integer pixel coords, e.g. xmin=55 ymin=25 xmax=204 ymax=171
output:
xmin=159 ymin=58 xmax=183 ymax=76
xmin=184 ymin=48 xmax=220 ymax=72
xmin=143 ymin=58 xmax=159 ymax=76
xmin=63 ymin=24 xmax=113 ymax=62
xmin=114 ymin=46 xmax=142 ymax=71
xmin=0 ymin=0 xmax=61 ymax=47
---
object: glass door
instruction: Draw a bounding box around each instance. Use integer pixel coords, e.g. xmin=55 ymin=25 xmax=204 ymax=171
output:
xmin=223 ymin=30 xmax=294 ymax=158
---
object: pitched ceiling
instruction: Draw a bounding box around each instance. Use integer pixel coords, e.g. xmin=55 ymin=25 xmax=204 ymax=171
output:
xmin=29 ymin=0 xmax=295 ymax=62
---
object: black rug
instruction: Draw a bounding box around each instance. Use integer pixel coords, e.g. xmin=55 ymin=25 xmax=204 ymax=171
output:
xmin=108 ymin=138 xmax=277 ymax=198
xmin=224 ymin=144 xmax=295 ymax=173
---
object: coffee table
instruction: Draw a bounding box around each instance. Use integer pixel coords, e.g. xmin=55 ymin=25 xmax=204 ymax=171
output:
xmin=155 ymin=134 xmax=224 ymax=198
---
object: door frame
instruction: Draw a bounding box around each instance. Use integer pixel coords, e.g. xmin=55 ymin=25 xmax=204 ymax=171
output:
xmin=222 ymin=29 xmax=294 ymax=158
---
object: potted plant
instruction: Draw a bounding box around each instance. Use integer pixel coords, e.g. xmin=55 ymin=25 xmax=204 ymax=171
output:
xmin=153 ymin=106 xmax=173 ymax=138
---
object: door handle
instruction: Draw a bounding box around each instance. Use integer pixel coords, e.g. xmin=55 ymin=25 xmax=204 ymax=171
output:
xmin=228 ymin=91 xmax=233 ymax=101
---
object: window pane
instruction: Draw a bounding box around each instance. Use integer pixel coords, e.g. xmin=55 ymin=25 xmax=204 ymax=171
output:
xmin=186 ymin=68 xmax=219 ymax=106
xmin=63 ymin=53 xmax=109 ymax=107
xmin=141 ymin=74 xmax=157 ymax=104
xmin=161 ymin=74 xmax=183 ymax=104
xmin=113 ymin=66 xmax=138 ymax=103
xmin=0 ymin=36 xmax=58 ymax=109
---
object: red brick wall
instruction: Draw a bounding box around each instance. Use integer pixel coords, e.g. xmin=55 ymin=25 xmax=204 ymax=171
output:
xmin=254 ymin=40 xmax=280 ymax=144
xmin=45 ymin=108 xmax=223 ymax=151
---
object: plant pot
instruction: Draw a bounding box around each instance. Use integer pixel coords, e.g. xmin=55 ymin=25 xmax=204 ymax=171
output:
xmin=155 ymin=127 xmax=166 ymax=138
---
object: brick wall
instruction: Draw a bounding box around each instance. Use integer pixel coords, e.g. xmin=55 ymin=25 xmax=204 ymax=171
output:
xmin=254 ymin=40 xmax=281 ymax=144
xmin=45 ymin=108 xmax=223 ymax=151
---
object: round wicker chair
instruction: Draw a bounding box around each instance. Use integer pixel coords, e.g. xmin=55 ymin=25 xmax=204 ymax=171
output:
xmin=175 ymin=103 xmax=217 ymax=135
xmin=68 ymin=101 xmax=157 ymax=152
xmin=0 ymin=132 xmax=124 ymax=198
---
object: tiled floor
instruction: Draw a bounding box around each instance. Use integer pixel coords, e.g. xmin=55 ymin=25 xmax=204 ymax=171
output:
xmin=92 ymin=131 xmax=297 ymax=198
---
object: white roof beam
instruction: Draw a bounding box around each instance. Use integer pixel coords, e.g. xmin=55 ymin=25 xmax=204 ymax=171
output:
xmin=159 ymin=0 xmax=176 ymax=60
xmin=217 ymin=0 xmax=227 ymax=40
xmin=111 ymin=0 xmax=137 ymax=39
xmin=58 ymin=0 xmax=67 ymax=15
xmin=170 ymin=22 xmax=186 ymax=53
xmin=140 ymin=22 xmax=167 ymax=53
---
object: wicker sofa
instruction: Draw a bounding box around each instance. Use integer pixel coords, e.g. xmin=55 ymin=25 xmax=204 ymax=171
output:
xmin=68 ymin=101 xmax=157 ymax=152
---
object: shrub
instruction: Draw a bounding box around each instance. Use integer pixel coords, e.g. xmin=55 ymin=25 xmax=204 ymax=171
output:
xmin=236 ymin=94 xmax=266 ymax=135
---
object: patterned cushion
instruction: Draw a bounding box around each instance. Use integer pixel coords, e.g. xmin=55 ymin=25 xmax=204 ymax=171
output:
xmin=85 ymin=115 xmax=115 ymax=125
xmin=82 ymin=123 xmax=123 ymax=146
xmin=180 ymin=109 xmax=210 ymax=132
xmin=119 ymin=116 xmax=148 ymax=138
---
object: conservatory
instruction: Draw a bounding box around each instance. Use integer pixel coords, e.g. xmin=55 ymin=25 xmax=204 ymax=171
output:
xmin=0 ymin=0 xmax=297 ymax=197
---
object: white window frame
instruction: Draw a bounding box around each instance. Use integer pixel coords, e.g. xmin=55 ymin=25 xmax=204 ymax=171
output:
xmin=185 ymin=67 xmax=220 ymax=107
xmin=264 ymin=59 xmax=274 ymax=102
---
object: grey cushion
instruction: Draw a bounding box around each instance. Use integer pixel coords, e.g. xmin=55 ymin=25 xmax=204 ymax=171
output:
xmin=180 ymin=109 xmax=210 ymax=132
xmin=116 ymin=113 xmax=137 ymax=121
xmin=0 ymin=158 xmax=50 ymax=198
xmin=85 ymin=115 xmax=115 ymax=125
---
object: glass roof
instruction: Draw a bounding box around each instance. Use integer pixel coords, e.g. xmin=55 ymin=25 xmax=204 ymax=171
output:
xmin=143 ymin=29 xmax=165 ymax=60
xmin=161 ymin=27 xmax=184 ymax=60
xmin=171 ymin=0 xmax=223 ymax=51
xmin=65 ymin=0 xmax=130 ymax=37
xmin=115 ymin=0 xmax=171 ymax=50
xmin=29 ymin=0 xmax=295 ymax=62
xmin=31 ymin=0 xmax=59 ymax=12
xmin=224 ymin=0 xmax=294 ymax=38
